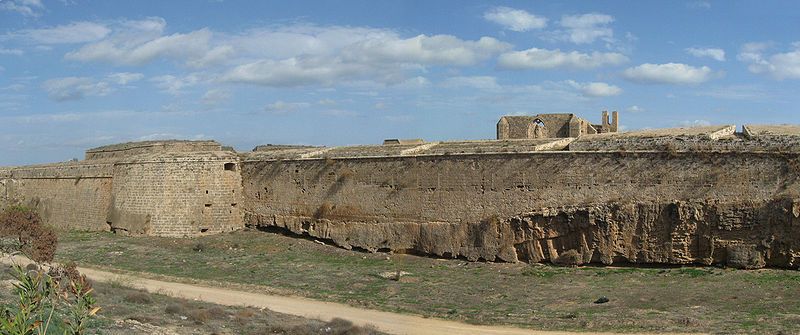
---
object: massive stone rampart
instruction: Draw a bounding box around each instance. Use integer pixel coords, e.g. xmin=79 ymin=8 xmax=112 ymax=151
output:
xmin=3 ymin=124 xmax=800 ymax=267
xmin=0 ymin=162 xmax=114 ymax=231
xmin=241 ymin=150 xmax=800 ymax=267
xmin=1 ymin=141 xmax=244 ymax=237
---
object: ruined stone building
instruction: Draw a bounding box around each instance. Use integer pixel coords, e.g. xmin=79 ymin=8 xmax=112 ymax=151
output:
xmin=2 ymin=113 xmax=800 ymax=269
xmin=497 ymin=111 xmax=618 ymax=139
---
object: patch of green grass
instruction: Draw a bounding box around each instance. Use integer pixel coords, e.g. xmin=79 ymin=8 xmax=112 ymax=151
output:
xmin=676 ymin=267 xmax=714 ymax=277
xmin=55 ymin=230 xmax=800 ymax=334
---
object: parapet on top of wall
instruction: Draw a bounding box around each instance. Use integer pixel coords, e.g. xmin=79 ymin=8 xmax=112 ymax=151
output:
xmin=85 ymin=140 xmax=222 ymax=160
xmin=253 ymin=144 xmax=321 ymax=152
xmin=241 ymin=138 xmax=576 ymax=162
xmin=569 ymin=125 xmax=740 ymax=151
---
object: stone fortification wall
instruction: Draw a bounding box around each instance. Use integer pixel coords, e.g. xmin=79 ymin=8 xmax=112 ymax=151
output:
xmin=0 ymin=162 xmax=114 ymax=231
xmin=2 ymin=140 xmax=243 ymax=237
xmin=241 ymin=151 xmax=800 ymax=267
xmin=85 ymin=140 xmax=221 ymax=160
xmin=108 ymin=152 xmax=243 ymax=237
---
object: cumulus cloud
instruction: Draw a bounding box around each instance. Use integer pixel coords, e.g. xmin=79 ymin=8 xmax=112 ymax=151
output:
xmin=321 ymin=109 xmax=358 ymax=117
xmin=222 ymin=33 xmax=509 ymax=86
xmin=149 ymin=74 xmax=201 ymax=95
xmin=626 ymin=105 xmax=645 ymax=113
xmin=57 ymin=19 xmax=511 ymax=87
xmin=483 ymin=7 xmax=547 ymax=32
xmin=738 ymin=42 xmax=800 ymax=79
xmin=40 ymin=72 xmax=147 ymax=101
xmin=497 ymin=48 xmax=628 ymax=70
xmin=264 ymin=101 xmax=312 ymax=114
xmin=67 ymin=28 xmax=216 ymax=66
xmin=0 ymin=0 xmax=44 ymax=17
xmin=557 ymin=13 xmax=614 ymax=44
xmin=106 ymin=72 xmax=143 ymax=85
xmin=680 ymin=119 xmax=712 ymax=127
xmin=441 ymin=76 xmax=501 ymax=90
xmin=41 ymin=77 xmax=112 ymax=101
xmin=13 ymin=22 xmax=111 ymax=44
xmin=687 ymin=1 xmax=711 ymax=9
xmin=686 ymin=47 xmax=726 ymax=61
xmin=622 ymin=63 xmax=712 ymax=84
xmin=0 ymin=47 xmax=23 ymax=56
xmin=565 ymin=80 xmax=623 ymax=97
xmin=201 ymin=88 xmax=230 ymax=105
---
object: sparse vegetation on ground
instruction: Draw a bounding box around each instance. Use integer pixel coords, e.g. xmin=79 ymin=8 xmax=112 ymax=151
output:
xmin=0 ymin=206 xmax=99 ymax=335
xmin=0 ymin=269 xmax=383 ymax=335
xmin=57 ymin=229 xmax=800 ymax=334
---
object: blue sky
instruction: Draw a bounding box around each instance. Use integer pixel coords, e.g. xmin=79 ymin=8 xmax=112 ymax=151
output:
xmin=1 ymin=0 xmax=800 ymax=165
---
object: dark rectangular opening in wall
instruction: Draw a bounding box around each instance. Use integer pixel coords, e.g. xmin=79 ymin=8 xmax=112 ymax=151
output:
xmin=205 ymin=204 xmax=212 ymax=207
xmin=200 ymin=228 xmax=209 ymax=233
xmin=231 ymin=203 xmax=237 ymax=207
xmin=224 ymin=163 xmax=236 ymax=171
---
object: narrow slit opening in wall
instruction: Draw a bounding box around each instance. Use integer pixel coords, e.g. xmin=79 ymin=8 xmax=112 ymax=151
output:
xmin=205 ymin=204 xmax=212 ymax=207
xmin=200 ymin=228 xmax=209 ymax=233
xmin=224 ymin=163 xmax=236 ymax=171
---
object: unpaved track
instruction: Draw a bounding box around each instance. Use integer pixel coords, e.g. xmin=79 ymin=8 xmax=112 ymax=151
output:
xmin=2 ymin=255 xmax=700 ymax=335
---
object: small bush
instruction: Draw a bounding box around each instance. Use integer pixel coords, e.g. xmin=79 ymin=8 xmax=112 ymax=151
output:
xmin=165 ymin=303 xmax=185 ymax=315
xmin=553 ymin=249 xmax=583 ymax=267
xmin=325 ymin=318 xmax=374 ymax=335
xmin=123 ymin=292 xmax=153 ymax=304
xmin=0 ymin=206 xmax=58 ymax=263
xmin=192 ymin=242 xmax=207 ymax=252
xmin=189 ymin=308 xmax=211 ymax=324
xmin=207 ymin=306 xmax=227 ymax=319
xmin=233 ymin=308 xmax=256 ymax=324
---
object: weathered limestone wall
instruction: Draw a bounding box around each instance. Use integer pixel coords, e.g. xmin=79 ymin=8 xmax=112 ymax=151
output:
xmin=85 ymin=140 xmax=222 ymax=160
xmin=108 ymin=152 xmax=243 ymax=237
xmin=0 ymin=162 xmax=114 ymax=231
xmin=242 ymin=151 xmax=800 ymax=267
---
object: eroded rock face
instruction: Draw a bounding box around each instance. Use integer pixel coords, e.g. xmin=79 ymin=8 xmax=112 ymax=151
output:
xmin=246 ymin=199 xmax=800 ymax=268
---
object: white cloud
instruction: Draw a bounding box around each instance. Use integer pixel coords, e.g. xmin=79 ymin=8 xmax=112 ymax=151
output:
xmin=342 ymin=35 xmax=509 ymax=66
xmin=497 ymin=48 xmax=628 ymax=70
xmin=687 ymin=1 xmax=711 ymax=9
xmin=201 ymin=88 xmax=230 ymax=105
xmin=106 ymin=72 xmax=144 ymax=85
xmin=484 ymin=7 xmax=547 ymax=32
xmin=686 ymin=47 xmax=725 ymax=61
xmin=738 ymin=42 xmax=800 ymax=79
xmin=394 ymin=76 xmax=431 ymax=89
xmin=14 ymin=22 xmax=111 ymax=44
xmin=41 ymin=77 xmax=112 ymax=101
xmin=60 ymin=19 xmax=510 ymax=87
xmin=622 ymin=63 xmax=712 ymax=84
xmin=0 ymin=0 xmax=44 ymax=17
xmin=67 ymin=28 xmax=215 ymax=66
xmin=441 ymin=76 xmax=501 ymax=90
xmin=321 ymin=109 xmax=358 ymax=117
xmin=0 ymin=48 xmax=23 ymax=55
xmin=696 ymin=84 xmax=772 ymax=100
xmin=679 ymin=119 xmax=712 ymax=127
xmin=565 ymin=80 xmax=622 ymax=97
xmin=264 ymin=101 xmax=311 ymax=114
xmin=626 ymin=105 xmax=645 ymax=113
xmin=223 ymin=33 xmax=509 ymax=86
xmin=149 ymin=74 xmax=201 ymax=95
xmin=1 ymin=83 xmax=25 ymax=91
xmin=557 ymin=13 xmax=614 ymax=44
xmin=317 ymin=99 xmax=337 ymax=106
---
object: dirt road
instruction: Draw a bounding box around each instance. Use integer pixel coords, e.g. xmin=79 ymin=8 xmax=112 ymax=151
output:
xmin=1 ymin=255 xmax=699 ymax=335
